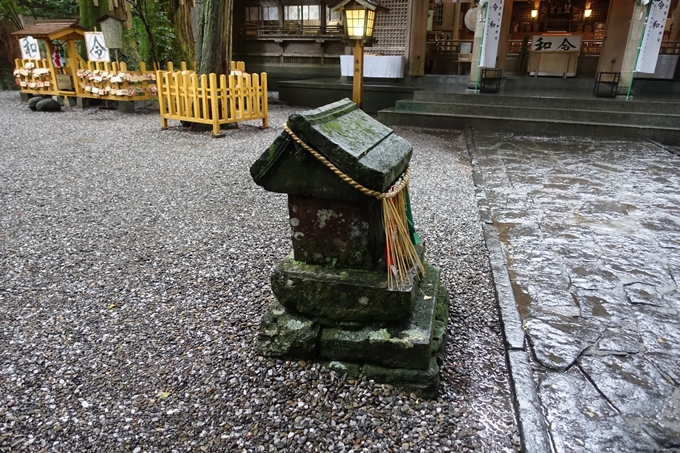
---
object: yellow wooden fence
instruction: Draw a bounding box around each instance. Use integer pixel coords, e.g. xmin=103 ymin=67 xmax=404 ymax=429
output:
xmin=156 ymin=69 xmax=268 ymax=136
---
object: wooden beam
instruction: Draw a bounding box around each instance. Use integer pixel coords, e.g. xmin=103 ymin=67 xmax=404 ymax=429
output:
xmin=408 ymin=0 xmax=429 ymax=76
xmin=352 ymin=39 xmax=364 ymax=107
xmin=453 ymin=1 xmax=462 ymax=40
xmin=597 ymin=0 xmax=635 ymax=74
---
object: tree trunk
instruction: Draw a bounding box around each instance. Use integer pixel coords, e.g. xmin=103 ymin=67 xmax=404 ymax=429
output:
xmin=168 ymin=0 xmax=195 ymax=67
xmin=80 ymin=1 xmax=113 ymax=31
xmin=0 ymin=19 xmax=20 ymax=90
xmin=195 ymin=0 xmax=232 ymax=75
xmin=187 ymin=0 xmax=233 ymax=131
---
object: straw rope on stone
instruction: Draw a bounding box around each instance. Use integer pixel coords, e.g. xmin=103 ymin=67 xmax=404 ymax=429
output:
xmin=283 ymin=124 xmax=424 ymax=289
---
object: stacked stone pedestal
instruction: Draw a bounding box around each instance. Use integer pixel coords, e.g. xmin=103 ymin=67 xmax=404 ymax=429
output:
xmin=258 ymin=251 xmax=449 ymax=398
xmin=251 ymin=99 xmax=450 ymax=398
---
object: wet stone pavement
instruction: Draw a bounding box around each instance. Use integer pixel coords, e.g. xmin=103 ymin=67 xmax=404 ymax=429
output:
xmin=471 ymin=133 xmax=680 ymax=452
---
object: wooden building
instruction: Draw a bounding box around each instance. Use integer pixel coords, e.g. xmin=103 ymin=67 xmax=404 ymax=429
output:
xmin=233 ymin=0 xmax=680 ymax=88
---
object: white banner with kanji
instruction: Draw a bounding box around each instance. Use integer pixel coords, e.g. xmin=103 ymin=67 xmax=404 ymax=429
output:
xmin=636 ymin=0 xmax=671 ymax=73
xmin=19 ymin=36 xmax=41 ymax=60
xmin=85 ymin=32 xmax=110 ymax=62
xmin=480 ymin=0 xmax=505 ymax=68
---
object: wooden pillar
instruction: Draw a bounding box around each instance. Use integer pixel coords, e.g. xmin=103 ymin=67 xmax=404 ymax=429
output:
xmin=353 ymin=39 xmax=364 ymax=107
xmin=619 ymin=3 xmax=648 ymax=94
xmin=671 ymin=5 xmax=680 ymax=78
xmin=597 ymin=0 xmax=635 ymax=74
xmin=496 ymin=0 xmax=514 ymax=74
xmin=408 ymin=0 xmax=429 ymax=76
xmin=670 ymin=4 xmax=680 ymax=42
xmin=66 ymin=38 xmax=83 ymax=97
xmin=44 ymin=40 xmax=59 ymax=95
xmin=453 ymin=1 xmax=462 ymax=40
xmin=468 ymin=6 xmax=484 ymax=88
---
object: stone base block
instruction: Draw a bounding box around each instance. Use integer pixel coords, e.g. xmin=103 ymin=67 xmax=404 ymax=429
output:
xmin=257 ymin=301 xmax=320 ymax=358
xmin=363 ymin=357 xmax=441 ymax=399
xmin=271 ymin=253 xmax=418 ymax=323
xmin=319 ymin=262 xmax=445 ymax=369
xmin=257 ymin=259 xmax=450 ymax=398
xmin=324 ymin=357 xmax=442 ymax=399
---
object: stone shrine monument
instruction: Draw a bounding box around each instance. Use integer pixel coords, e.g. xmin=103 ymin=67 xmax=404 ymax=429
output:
xmin=250 ymin=99 xmax=449 ymax=397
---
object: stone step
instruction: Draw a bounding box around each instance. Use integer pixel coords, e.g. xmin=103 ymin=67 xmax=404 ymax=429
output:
xmin=394 ymin=100 xmax=680 ymax=128
xmin=377 ymin=108 xmax=680 ymax=144
xmin=411 ymin=91 xmax=680 ymax=115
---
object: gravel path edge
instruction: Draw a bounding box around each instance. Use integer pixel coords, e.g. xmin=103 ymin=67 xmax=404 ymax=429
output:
xmin=464 ymin=126 xmax=553 ymax=453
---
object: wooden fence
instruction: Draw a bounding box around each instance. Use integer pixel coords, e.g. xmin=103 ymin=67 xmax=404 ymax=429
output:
xmin=156 ymin=70 xmax=268 ymax=136
xmin=14 ymin=59 xmax=247 ymax=106
xmin=14 ymin=59 xmax=158 ymax=101
xmin=13 ymin=58 xmax=60 ymax=96
xmin=71 ymin=60 xmax=157 ymax=101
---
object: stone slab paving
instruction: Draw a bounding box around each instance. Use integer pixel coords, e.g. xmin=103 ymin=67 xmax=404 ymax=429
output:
xmin=469 ymin=132 xmax=680 ymax=453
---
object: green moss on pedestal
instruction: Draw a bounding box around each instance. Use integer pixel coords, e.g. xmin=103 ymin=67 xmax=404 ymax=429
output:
xmin=257 ymin=301 xmax=320 ymax=358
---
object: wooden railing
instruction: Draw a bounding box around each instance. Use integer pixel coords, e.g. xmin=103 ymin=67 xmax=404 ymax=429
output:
xmin=156 ymin=69 xmax=268 ymax=136
xmin=661 ymin=40 xmax=680 ymax=55
xmin=426 ymin=39 xmax=474 ymax=75
xmin=242 ymin=23 xmax=344 ymax=36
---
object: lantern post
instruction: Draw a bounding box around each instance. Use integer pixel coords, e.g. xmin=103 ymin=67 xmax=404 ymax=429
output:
xmin=330 ymin=0 xmax=388 ymax=108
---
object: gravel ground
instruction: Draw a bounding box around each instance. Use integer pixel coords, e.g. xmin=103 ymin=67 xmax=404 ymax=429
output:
xmin=0 ymin=90 xmax=519 ymax=453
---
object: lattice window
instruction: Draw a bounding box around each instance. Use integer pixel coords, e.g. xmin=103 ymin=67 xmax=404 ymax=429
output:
xmin=284 ymin=5 xmax=321 ymax=21
xmin=432 ymin=3 xmax=444 ymax=27
xmin=326 ymin=7 xmax=342 ymax=26
xmin=245 ymin=6 xmax=279 ymax=25
xmin=263 ymin=6 xmax=279 ymax=21
xmin=369 ymin=0 xmax=409 ymax=56
xmin=246 ymin=7 xmax=261 ymax=21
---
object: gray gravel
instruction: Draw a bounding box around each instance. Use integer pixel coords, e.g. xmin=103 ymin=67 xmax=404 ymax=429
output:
xmin=0 ymin=90 xmax=519 ymax=452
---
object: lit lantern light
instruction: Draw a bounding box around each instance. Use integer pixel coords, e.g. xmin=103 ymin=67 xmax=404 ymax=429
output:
xmin=330 ymin=0 xmax=388 ymax=108
xmin=584 ymin=8 xmax=592 ymax=17
xmin=333 ymin=0 xmax=386 ymax=39
xmin=531 ymin=9 xmax=538 ymax=18
xmin=345 ymin=7 xmax=377 ymax=39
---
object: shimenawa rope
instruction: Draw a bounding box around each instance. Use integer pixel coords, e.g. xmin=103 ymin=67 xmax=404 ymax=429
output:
xmin=283 ymin=124 xmax=424 ymax=289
